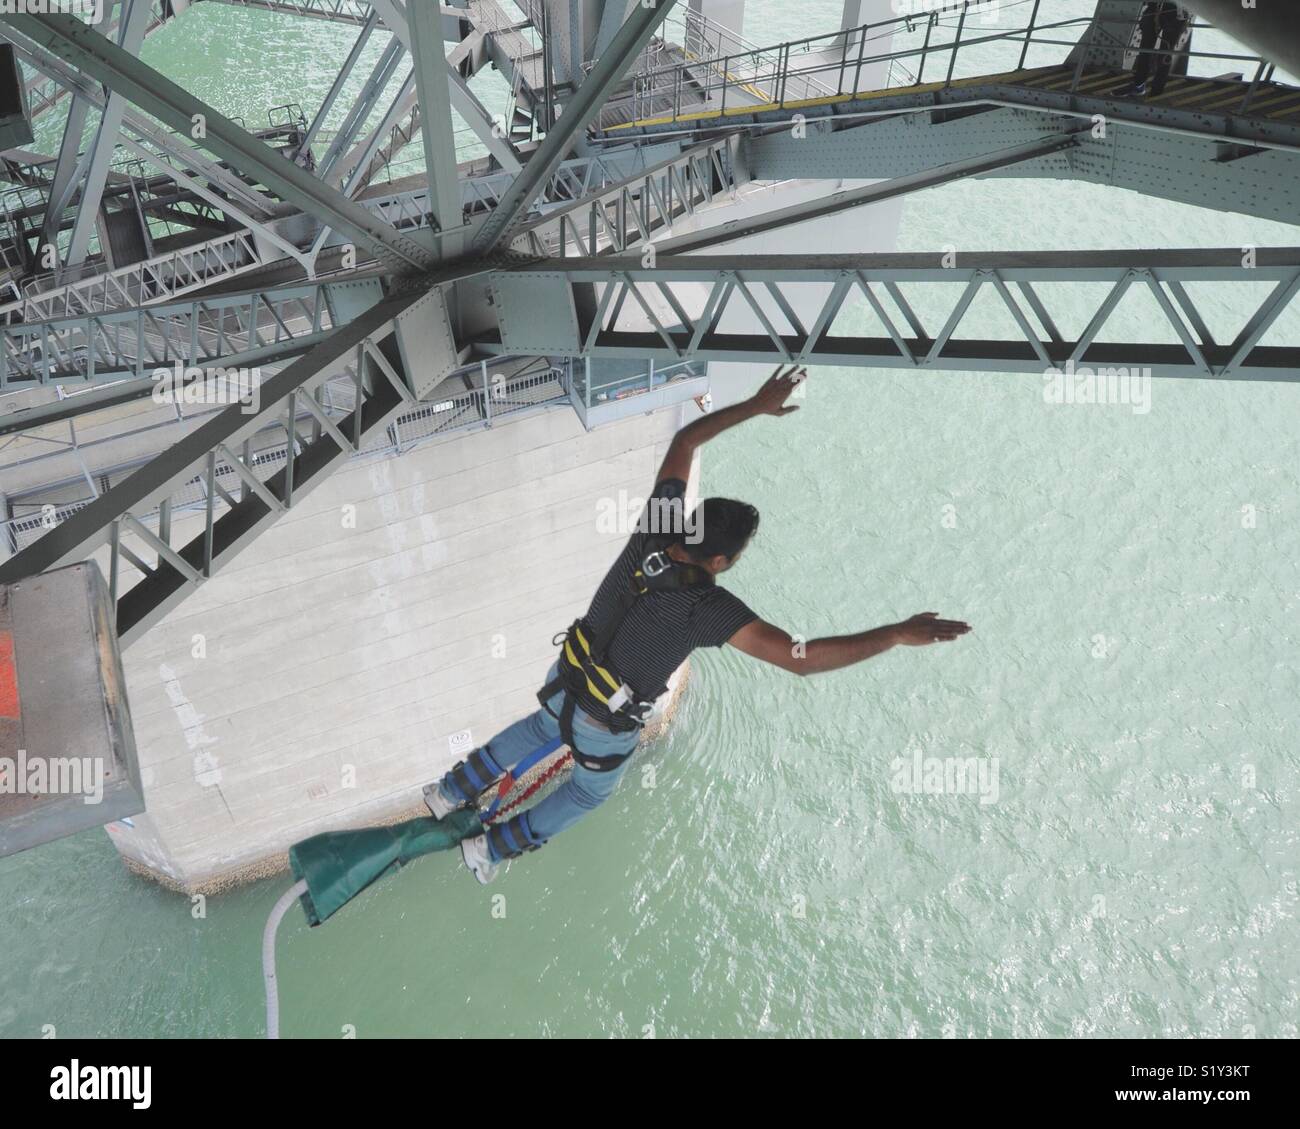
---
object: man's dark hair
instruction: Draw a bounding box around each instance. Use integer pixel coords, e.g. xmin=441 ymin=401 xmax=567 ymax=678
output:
xmin=679 ymin=497 xmax=760 ymax=562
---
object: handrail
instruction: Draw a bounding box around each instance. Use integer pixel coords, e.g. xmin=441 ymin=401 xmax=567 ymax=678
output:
xmin=598 ymin=4 xmax=1282 ymax=129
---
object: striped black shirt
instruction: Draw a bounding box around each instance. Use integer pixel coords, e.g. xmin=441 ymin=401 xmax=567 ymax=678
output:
xmin=577 ymin=477 xmax=757 ymax=724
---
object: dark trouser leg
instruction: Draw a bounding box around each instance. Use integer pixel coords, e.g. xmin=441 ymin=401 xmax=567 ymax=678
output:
xmin=1132 ymin=10 xmax=1160 ymax=85
xmin=1150 ymin=12 xmax=1184 ymax=95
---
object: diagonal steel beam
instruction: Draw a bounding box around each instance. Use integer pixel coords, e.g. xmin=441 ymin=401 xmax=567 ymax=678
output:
xmin=38 ymin=93 xmax=94 ymax=250
xmin=6 ymin=12 xmax=435 ymax=272
xmin=405 ymin=0 xmax=461 ymax=252
xmin=471 ymin=0 xmax=679 ymax=253
xmin=63 ymin=0 xmax=154 ymax=270
xmin=654 ymin=132 xmax=1082 ymax=256
xmin=2 ymin=29 xmax=278 ymax=216
xmin=299 ymin=9 xmax=380 ymax=160
xmin=319 ymin=35 xmax=406 ymax=182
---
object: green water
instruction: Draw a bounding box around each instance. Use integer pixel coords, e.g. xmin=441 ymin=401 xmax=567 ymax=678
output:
xmin=1 ymin=2 xmax=1298 ymax=1038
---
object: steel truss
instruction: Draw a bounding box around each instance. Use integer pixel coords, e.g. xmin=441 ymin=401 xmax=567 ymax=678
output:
xmin=0 ymin=281 xmax=343 ymax=388
xmin=0 ymin=0 xmax=1296 ymax=648
xmin=483 ymin=250 xmax=1300 ymax=381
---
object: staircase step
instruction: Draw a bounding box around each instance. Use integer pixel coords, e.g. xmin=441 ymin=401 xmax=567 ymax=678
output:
xmin=1075 ymin=72 xmax=1132 ymax=95
xmin=1156 ymin=82 xmax=1235 ymax=108
xmin=1244 ymin=87 xmax=1300 ymax=113
xmin=1264 ymin=97 xmax=1300 ymax=118
xmin=1017 ymin=69 xmax=1072 ymax=88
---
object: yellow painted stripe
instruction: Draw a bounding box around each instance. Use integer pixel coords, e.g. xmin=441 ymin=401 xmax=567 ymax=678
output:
xmin=1017 ymin=68 xmax=1073 ymax=88
xmin=1158 ymin=83 xmax=1235 ymax=108
xmin=1195 ymin=88 xmax=1266 ymax=112
xmin=1242 ymin=90 xmax=1300 ymax=111
xmin=1251 ymin=91 xmax=1300 ymax=113
xmin=1139 ymin=77 xmax=1199 ymax=104
xmin=1075 ymin=73 xmax=1132 ymax=94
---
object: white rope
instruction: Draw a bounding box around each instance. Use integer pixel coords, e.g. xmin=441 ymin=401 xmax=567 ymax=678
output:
xmin=263 ymin=878 xmax=309 ymax=1039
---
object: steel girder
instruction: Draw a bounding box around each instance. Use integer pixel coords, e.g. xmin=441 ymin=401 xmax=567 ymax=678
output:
xmin=2 ymin=27 xmax=278 ymax=215
xmin=742 ymin=105 xmax=1300 ymax=230
xmin=0 ymin=151 xmax=674 ymax=331
xmin=657 ymin=132 xmax=1083 ymax=256
xmin=0 ymin=285 xmax=424 ymax=647
xmin=3 ymin=0 xmax=1299 ymax=652
xmin=0 ymin=281 xmax=345 ymax=388
xmin=472 ymin=0 xmax=679 ymax=252
xmin=481 ymin=250 xmax=1300 ymax=381
xmin=0 ymin=250 xmax=510 ymax=643
xmin=6 ymin=13 xmax=435 ymax=272
xmin=361 ymin=1 xmax=523 ymax=179
xmin=508 ymin=135 xmax=747 ymax=258
xmin=61 ymin=0 xmax=155 ymax=270
xmin=595 ymin=31 xmax=1300 ymax=154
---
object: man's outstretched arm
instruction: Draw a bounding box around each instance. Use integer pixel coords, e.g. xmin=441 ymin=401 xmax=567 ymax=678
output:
xmin=729 ymin=614 xmax=972 ymax=675
xmin=656 ymin=365 xmax=803 ymax=485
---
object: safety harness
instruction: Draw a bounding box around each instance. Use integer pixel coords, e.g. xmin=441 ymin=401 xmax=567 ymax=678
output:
xmin=436 ymin=538 xmax=714 ymax=862
xmin=537 ymin=536 xmax=714 ymax=771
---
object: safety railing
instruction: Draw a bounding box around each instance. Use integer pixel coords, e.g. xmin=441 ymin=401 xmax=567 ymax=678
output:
xmin=0 ymin=357 xmax=573 ymax=554
xmin=7 ymin=230 xmax=262 ymax=324
xmin=510 ymin=135 xmax=742 ymax=258
xmin=471 ymin=0 xmax=548 ymax=113
xmin=462 ymin=151 xmax=632 ymax=216
xmin=205 ymin=0 xmax=371 ymax=22
xmin=0 ymin=282 xmax=331 ymax=388
xmin=596 ymin=1 xmax=1282 ymax=128
xmin=573 ymin=357 xmax=707 ymax=413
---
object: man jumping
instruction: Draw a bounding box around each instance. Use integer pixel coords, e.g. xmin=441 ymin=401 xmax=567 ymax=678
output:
xmin=425 ymin=366 xmax=972 ymax=883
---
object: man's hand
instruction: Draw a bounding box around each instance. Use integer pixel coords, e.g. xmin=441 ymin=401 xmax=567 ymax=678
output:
xmin=656 ymin=365 xmax=805 ymax=484
xmin=749 ymin=364 xmax=805 ymax=417
xmin=891 ymin=613 xmax=972 ymax=646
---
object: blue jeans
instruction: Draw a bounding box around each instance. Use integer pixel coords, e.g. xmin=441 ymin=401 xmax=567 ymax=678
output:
xmin=438 ymin=663 xmax=639 ymax=862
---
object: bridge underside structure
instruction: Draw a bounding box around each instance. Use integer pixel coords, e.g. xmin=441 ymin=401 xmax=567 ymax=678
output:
xmin=0 ymin=0 xmax=1296 ymax=872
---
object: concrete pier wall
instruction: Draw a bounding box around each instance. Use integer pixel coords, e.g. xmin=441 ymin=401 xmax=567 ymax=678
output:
xmin=95 ymin=399 xmax=697 ymax=891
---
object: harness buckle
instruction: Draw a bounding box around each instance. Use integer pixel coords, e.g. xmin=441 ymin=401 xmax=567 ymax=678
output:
xmin=642 ymin=550 xmax=671 ymax=578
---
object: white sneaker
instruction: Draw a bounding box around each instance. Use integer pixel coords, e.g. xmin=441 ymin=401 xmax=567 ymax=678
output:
xmin=459 ymin=834 xmax=501 ymax=885
xmin=423 ymin=781 xmax=466 ymax=820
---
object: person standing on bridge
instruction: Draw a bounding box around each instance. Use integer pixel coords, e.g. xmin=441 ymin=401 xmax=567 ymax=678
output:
xmin=1124 ymin=1 xmax=1193 ymax=98
xmin=424 ymin=365 xmax=973 ymax=884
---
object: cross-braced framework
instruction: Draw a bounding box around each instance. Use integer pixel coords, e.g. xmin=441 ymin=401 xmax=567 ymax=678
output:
xmin=483 ymin=250 xmax=1300 ymax=379
xmin=0 ymin=0 xmax=1296 ymax=644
